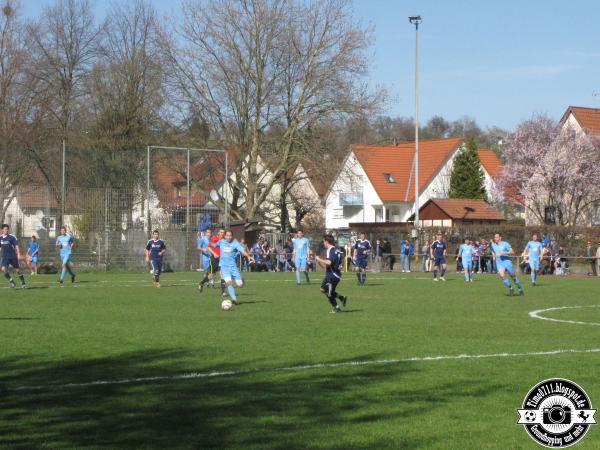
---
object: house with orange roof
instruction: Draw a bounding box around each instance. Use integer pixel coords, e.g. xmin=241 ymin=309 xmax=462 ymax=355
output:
xmin=409 ymin=198 xmax=505 ymax=228
xmin=477 ymin=148 xmax=506 ymax=203
xmin=325 ymin=137 xmax=465 ymax=229
xmin=560 ymin=106 xmax=600 ymax=135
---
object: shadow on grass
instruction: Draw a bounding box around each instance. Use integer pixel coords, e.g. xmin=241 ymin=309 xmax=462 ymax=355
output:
xmin=0 ymin=317 xmax=40 ymax=321
xmin=0 ymin=349 xmax=501 ymax=449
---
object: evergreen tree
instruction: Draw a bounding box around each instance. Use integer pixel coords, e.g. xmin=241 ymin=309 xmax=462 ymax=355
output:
xmin=448 ymin=138 xmax=487 ymax=199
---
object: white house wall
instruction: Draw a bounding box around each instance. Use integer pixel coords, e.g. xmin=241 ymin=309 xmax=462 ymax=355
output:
xmin=325 ymin=151 xmax=382 ymax=229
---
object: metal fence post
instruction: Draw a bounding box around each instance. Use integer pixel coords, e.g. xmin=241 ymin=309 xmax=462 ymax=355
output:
xmin=186 ymin=148 xmax=191 ymax=270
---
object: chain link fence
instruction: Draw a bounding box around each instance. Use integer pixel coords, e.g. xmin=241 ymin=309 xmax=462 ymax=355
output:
xmin=0 ymin=144 xmax=230 ymax=271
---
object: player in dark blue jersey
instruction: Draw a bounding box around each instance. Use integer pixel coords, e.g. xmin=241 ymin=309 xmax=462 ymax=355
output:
xmin=1 ymin=224 xmax=26 ymax=288
xmin=353 ymin=232 xmax=372 ymax=286
xmin=316 ymin=235 xmax=348 ymax=313
xmin=145 ymin=230 xmax=166 ymax=288
xmin=430 ymin=232 xmax=447 ymax=281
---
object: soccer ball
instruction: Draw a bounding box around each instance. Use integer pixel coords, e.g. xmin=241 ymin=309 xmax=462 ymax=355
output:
xmin=525 ymin=411 xmax=536 ymax=422
xmin=221 ymin=299 xmax=233 ymax=311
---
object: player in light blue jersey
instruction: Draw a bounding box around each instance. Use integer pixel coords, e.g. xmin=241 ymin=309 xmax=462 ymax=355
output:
xmin=490 ymin=232 xmax=524 ymax=296
xmin=457 ymin=237 xmax=475 ymax=282
xmin=523 ymin=233 xmax=545 ymax=286
xmin=28 ymin=236 xmax=40 ymax=275
xmin=55 ymin=226 xmax=76 ymax=286
xmin=212 ymin=230 xmax=254 ymax=304
xmin=292 ymin=229 xmax=312 ymax=285
xmin=197 ymin=228 xmax=214 ymax=292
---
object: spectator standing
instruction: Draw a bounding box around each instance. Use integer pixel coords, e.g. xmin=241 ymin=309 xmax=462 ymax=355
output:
xmin=422 ymin=240 xmax=430 ymax=272
xmin=382 ymin=239 xmax=394 ymax=271
xmin=585 ymin=241 xmax=596 ymax=276
xmin=472 ymin=241 xmax=481 ymax=273
xmin=239 ymin=238 xmax=250 ymax=271
xmin=374 ymin=239 xmax=383 ymax=273
xmin=400 ymin=239 xmax=411 ymax=272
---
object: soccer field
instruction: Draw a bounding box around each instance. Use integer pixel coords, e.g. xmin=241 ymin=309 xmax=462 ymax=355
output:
xmin=1 ymin=271 xmax=599 ymax=449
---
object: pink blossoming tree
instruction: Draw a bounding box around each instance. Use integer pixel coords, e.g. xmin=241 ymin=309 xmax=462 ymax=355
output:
xmin=497 ymin=115 xmax=600 ymax=226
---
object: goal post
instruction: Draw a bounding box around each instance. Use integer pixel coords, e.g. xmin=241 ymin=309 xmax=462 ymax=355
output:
xmin=146 ymin=146 xmax=229 ymax=270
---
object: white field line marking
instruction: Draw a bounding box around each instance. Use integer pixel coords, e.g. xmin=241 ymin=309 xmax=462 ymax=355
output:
xmin=4 ymin=348 xmax=600 ymax=393
xmin=529 ymin=305 xmax=600 ymax=327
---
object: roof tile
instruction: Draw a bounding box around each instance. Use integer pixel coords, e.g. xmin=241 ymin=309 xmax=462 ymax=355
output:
xmin=352 ymin=137 xmax=463 ymax=202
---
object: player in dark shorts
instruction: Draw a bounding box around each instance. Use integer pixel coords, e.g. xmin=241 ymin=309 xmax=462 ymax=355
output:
xmin=1 ymin=223 xmax=26 ymax=288
xmin=430 ymin=231 xmax=447 ymax=281
xmin=316 ymin=234 xmax=348 ymax=313
xmin=145 ymin=230 xmax=166 ymax=288
xmin=353 ymin=232 xmax=372 ymax=286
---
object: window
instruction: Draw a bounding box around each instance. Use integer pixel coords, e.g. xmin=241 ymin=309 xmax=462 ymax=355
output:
xmin=339 ymin=192 xmax=363 ymax=206
xmin=332 ymin=208 xmax=344 ymax=219
xmin=42 ymin=217 xmax=56 ymax=231
xmin=383 ymin=173 xmax=395 ymax=183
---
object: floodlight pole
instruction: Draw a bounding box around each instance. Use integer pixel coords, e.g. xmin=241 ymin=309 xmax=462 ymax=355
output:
xmin=61 ymin=139 xmax=66 ymax=228
xmin=146 ymin=145 xmax=151 ymax=234
xmin=409 ymin=15 xmax=422 ymax=230
xmin=147 ymin=145 xmax=230 ymax=230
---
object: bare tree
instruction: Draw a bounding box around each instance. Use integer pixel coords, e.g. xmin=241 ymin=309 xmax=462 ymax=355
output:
xmin=0 ymin=2 xmax=37 ymax=223
xmin=85 ymin=0 xmax=164 ymax=189
xmin=163 ymin=0 xmax=381 ymax=222
xmin=24 ymin=0 xmax=103 ymax=223
xmin=29 ymin=0 xmax=101 ymax=140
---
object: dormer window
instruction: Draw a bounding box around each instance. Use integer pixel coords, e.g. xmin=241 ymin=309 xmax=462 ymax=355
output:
xmin=383 ymin=173 xmax=395 ymax=183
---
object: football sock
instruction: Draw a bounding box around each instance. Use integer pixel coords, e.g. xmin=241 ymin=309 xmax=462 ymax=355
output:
xmin=4 ymin=272 xmax=11 ymax=283
xmin=356 ymin=272 xmax=361 ymax=282
xmin=200 ymin=274 xmax=209 ymax=285
xmin=304 ymin=272 xmax=310 ymax=282
xmin=441 ymin=268 xmax=446 ymax=277
xmin=464 ymin=271 xmax=469 ymax=281
xmin=325 ymin=292 xmax=337 ymax=307
xmin=433 ymin=269 xmax=438 ymax=278
xmin=19 ymin=274 xmax=25 ymax=285
xmin=362 ymin=272 xmax=367 ymax=284
xmin=60 ymin=268 xmax=67 ymax=282
xmin=531 ymin=271 xmax=536 ymax=284
xmin=227 ymin=285 xmax=236 ymax=300
xmin=502 ymin=277 xmax=511 ymax=288
xmin=220 ymin=279 xmax=226 ymax=294
xmin=296 ymin=271 xmax=301 ymax=283
xmin=67 ymin=267 xmax=75 ymax=277
xmin=514 ymin=277 xmax=522 ymax=290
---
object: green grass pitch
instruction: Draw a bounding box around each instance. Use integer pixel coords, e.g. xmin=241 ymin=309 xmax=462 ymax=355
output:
xmin=1 ymin=271 xmax=600 ymax=449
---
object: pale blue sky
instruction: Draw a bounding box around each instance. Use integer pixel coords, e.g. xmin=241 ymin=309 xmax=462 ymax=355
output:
xmin=20 ymin=0 xmax=600 ymax=129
